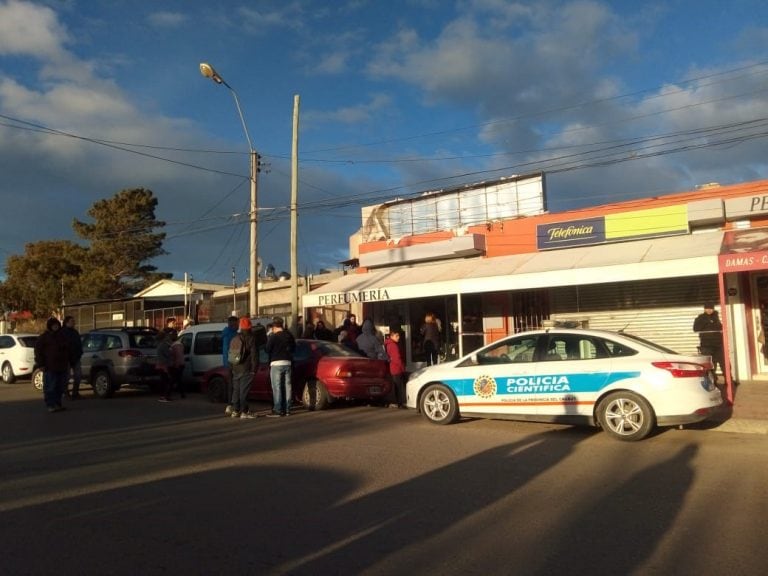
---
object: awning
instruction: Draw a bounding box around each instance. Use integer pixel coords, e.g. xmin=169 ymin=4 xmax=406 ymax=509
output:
xmin=303 ymin=231 xmax=724 ymax=308
xmin=718 ymin=228 xmax=768 ymax=272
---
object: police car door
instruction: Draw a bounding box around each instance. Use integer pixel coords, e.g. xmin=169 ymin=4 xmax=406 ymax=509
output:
xmin=534 ymin=333 xmax=610 ymax=419
xmin=464 ymin=333 xmax=541 ymax=417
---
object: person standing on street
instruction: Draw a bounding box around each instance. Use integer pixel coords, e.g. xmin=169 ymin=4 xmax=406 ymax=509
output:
xmin=693 ymin=302 xmax=725 ymax=385
xmin=314 ymin=319 xmax=334 ymax=342
xmin=156 ymin=331 xmax=173 ymax=402
xmin=385 ymin=330 xmax=407 ymax=408
xmin=222 ymin=316 xmax=239 ymax=416
xmin=170 ymin=333 xmax=186 ymax=398
xmin=420 ymin=312 xmax=441 ymax=366
xmin=230 ymin=316 xmax=259 ymax=419
xmin=265 ymin=316 xmax=296 ymax=417
xmin=61 ymin=315 xmax=82 ymax=399
xmin=34 ymin=317 xmax=70 ymax=413
xmin=164 ymin=317 xmax=178 ymax=340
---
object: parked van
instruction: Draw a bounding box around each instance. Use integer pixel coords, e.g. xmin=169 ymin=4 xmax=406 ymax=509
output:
xmin=178 ymin=318 xmax=274 ymax=388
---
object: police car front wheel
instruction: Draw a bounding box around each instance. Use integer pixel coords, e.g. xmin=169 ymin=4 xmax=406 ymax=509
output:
xmin=420 ymin=384 xmax=460 ymax=425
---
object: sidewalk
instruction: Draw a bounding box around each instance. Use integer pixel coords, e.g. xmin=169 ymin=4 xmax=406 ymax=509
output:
xmin=702 ymin=380 xmax=768 ymax=434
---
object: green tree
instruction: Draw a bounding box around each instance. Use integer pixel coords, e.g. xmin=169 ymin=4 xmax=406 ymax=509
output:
xmin=73 ymin=188 xmax=170 ymax=298
xmin=0 ymin=241 xmax=87 ymax=317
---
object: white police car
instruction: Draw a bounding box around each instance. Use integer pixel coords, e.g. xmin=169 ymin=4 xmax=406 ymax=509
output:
xmin=405 ymin=328 xmax=722 ymax=441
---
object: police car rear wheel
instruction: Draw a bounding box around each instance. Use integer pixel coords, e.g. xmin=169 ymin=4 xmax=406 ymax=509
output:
xmin=420 ymin=384 xmax=459 ymax=425
xmin=598 ymin=391 xmax=654 ymax=441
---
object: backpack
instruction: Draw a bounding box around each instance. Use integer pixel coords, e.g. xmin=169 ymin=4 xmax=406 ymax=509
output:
xmin=228 ymin=333 xmax=247 ymax=365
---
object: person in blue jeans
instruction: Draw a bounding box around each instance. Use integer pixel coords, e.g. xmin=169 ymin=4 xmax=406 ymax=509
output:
xmin=221 ymin=316 xmax=239 ymax=416
xmin=265 ymin=317 xmax=295 ymax=417
xmin=34 ymin=317 xmax=70 ymax=413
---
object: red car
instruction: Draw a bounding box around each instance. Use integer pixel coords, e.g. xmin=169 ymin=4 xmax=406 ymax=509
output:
xmin=200 ymin=339 xmax=392 ymax=409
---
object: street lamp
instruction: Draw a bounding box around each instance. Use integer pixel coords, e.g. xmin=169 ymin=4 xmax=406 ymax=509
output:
xmin=199 ymin=62 xmax=259 ymax=317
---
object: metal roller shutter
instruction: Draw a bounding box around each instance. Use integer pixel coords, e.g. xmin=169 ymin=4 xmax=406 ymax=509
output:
xmin=549 ymin=276 xmax=719 ymax=355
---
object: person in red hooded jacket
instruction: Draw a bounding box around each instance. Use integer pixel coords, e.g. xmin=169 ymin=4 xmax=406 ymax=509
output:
xmin=385 ymin=330 xmax=407 ymax=408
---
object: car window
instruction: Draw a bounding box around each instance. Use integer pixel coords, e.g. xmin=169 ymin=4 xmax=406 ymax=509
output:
xmin=0 ymin=336 xmax=12 ymax=349
xmin=193 ymin=332 xmax=222 ymax=356
xmin=83 ymin=334 xmax=105 ymax=352
xmin=130 ymin=333 xmax=157 ymax=348
xmin=542 ymin=334 xmax=606 ymax=361
xmin=18 ymin=336 xmax=38 ymax=348
xmin=312 ymin=340 xmax=364 ymax=358
xmin=602 ymin=338 xmax=639 ymax=357
xmin=618 ymin=332 xmax=675 ymax=354
xmin=179 ymin=333 xmax=193 ymax=355
xmin=477 ymin=335 xmax=539 ymax=365
xmin=105 ymin=335 xmax=123 ymax=350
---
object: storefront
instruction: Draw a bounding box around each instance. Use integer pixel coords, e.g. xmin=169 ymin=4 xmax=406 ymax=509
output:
xmin=303 ymin=231 xmax=724 ymax=371
xmin=717 ymin=228 xmax=768 ymax=402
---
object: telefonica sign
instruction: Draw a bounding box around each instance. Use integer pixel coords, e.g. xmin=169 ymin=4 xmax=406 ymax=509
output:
xmin=537 ymin=217 xmax=605 ymax=249
xmin=317 ymin=288 xmax=391 ymax=306
xmin=537 ymin=205 xmax=688 ymax=250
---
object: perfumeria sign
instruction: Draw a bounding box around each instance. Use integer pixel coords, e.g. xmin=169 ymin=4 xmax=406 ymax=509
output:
xmin=316 ymin=288 xmax=391 ymax=306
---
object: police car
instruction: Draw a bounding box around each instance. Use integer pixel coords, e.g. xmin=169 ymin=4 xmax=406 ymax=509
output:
xmin=405 ymin=328 xmax=722 ymax=441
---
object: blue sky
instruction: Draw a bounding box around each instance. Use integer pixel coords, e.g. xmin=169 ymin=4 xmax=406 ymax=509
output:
xmin=1 ymin=0 xmax=768 ymax=288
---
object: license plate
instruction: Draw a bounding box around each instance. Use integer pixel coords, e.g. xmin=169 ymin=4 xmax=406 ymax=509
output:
xmin=368 ymin=386 xmax=382 ymax=395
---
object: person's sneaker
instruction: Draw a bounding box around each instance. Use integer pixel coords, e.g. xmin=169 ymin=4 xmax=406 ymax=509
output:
xmin=47 ymin=407 xmax=57 ymax=413
xmin=224 ymin=405 xmax=233 ymax=416
xmin=230 ymin=411 xmax=241 ymax=418
xmin=240 ymin=412 xmax=256 ymax=419
xmin=266 ymin=411 xmax=282 ymax=418
xmin=158 ymin=397 xmax=171 ymax=403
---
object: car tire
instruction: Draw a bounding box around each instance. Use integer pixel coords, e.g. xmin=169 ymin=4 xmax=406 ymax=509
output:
xmin=32 ymin=368 xmax=44 ymax=391
xmin=92 ymin=369 xmax=115 ymax=398
xmin=206 ymin=375 xmax=228 ymax=403
xmin=2 ymin=362 xmax=15 ymax=384
xmin=597 ymin=391 xmax=655 ymax=441
xmin=302 ymin=380 xmax=330 ymax=410
xmin=420 ymin=383 xmax=459 ymax=425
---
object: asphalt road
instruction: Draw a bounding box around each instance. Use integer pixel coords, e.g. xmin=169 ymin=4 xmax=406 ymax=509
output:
xmin=1 ymin=383 xmax=766 ymax=576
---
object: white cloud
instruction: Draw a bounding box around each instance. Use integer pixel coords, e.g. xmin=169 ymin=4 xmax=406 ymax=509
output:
xmin=304 ymin=93 xmax=392 ymax=125
xmin=147 ymin=11 xmax=188 ymax=28
xmin=0 ymin=0 xmax=70 ymax=59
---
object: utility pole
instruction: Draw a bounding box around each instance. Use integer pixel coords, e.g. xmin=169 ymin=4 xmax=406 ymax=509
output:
xmin=290 ymin=95 xmax=300 ymax=335
xmin=232 ymin=267 xmax=237 ymax=316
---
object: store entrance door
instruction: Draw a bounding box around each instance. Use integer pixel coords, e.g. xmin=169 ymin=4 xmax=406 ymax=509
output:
xmin=751 ymin=274 xmax=768 ymax=379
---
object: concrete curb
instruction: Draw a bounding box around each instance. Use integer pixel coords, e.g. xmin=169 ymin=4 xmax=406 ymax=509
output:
xmin=705 ymin=418 xmax=768 ymax=434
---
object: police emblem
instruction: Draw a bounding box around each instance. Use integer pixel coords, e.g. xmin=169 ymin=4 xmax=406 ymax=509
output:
xmin=473 ymin=374 xmax=497 ymax=398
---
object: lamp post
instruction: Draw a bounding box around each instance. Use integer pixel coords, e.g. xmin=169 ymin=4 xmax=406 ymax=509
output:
xmin=199 ymin=62 xmax=259 ymax=318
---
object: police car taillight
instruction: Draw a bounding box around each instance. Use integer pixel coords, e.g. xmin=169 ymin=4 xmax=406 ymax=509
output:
xmin=651 ymin=362 xmax=707 ymax=378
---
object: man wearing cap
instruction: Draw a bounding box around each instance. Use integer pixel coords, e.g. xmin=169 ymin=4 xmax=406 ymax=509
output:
xmin=230 ymin=316 xmax=259 ymax=419
xmin=693 ymin=302 xmax=725 ymax=385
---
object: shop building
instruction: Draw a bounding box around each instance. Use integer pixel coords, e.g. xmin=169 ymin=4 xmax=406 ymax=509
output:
xmin=303 ymin=174 xmax=768 ymax=403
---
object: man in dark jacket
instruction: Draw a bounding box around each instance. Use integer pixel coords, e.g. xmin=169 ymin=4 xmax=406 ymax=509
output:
xmin=693 ymin=302 xmax=725 ymax=384
xmin=265 ymin=316 xmax=296 ymax=417
xmin=61 ymin=316 xmax=83 ymax=399
xmin=34 ymin=317 xmax=70 ymax=412
xmin=230 ymin=316 xmax=259 ymax=419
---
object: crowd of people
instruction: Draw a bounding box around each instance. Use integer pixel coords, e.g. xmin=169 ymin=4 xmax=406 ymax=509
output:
xmin=32 ymin=303 xmax=729 ymax=414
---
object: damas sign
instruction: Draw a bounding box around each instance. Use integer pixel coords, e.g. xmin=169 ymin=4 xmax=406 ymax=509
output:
xmin=317 ymin=289 xmax=391 ymax=306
